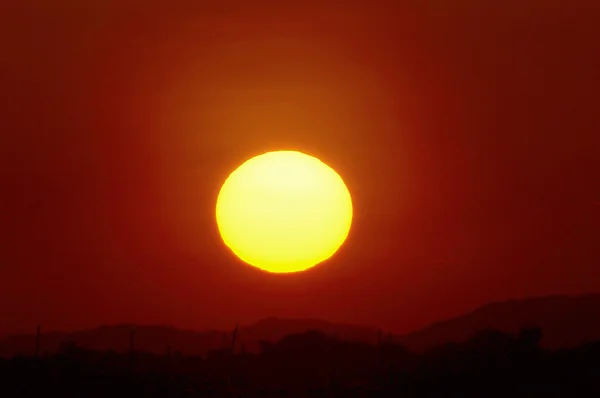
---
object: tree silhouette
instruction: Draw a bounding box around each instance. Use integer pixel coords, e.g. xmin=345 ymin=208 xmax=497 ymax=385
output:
xmin=518 ymin=326 xmax=543 ymax=350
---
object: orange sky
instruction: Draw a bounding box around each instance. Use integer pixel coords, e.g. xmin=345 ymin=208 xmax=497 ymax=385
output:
xmin=1 ymin=1 xmax=599 ymax=335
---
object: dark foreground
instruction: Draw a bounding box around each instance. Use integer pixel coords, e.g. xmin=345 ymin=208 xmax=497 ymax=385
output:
xmin=1 ymin=328 xmax=599 ymax=397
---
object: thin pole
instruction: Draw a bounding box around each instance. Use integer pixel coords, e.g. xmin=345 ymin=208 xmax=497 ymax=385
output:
xmin=231 ymin=323 xmax=239 ymax=354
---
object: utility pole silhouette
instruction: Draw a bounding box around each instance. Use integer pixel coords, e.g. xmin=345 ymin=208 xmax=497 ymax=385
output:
xmin=231 ymin=323 xmax=239 ymax=354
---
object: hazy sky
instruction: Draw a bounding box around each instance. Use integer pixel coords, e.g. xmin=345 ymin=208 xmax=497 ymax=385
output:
xmin=1 ymin=1 xmax=599 ymax=335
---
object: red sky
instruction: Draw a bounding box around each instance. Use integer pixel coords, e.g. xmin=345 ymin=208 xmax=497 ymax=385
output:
xmin=1 ymin=1 xmax=599 ymax=335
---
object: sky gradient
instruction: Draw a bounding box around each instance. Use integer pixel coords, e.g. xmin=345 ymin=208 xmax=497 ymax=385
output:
xmin=1 ymin=1 xmax=599 ymax=335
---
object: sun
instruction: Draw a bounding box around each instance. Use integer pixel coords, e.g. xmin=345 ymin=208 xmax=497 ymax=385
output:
xmin=215 ymin=151 xmax=353 ymax=274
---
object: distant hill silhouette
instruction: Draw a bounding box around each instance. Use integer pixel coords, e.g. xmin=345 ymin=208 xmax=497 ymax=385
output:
xmin=1 ymin=294 xmax=599 ymax=358
xmin=239 ymin=317 xmax=380 ymax=349
xmin=0 ymin=319 xmax=380 ymax=358
xmin=396 ymin=293 xmax=600 ymax=351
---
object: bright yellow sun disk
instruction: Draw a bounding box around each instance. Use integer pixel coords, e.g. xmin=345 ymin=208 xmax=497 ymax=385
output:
xmin=216 ymin=151 xmax=353 ymax=273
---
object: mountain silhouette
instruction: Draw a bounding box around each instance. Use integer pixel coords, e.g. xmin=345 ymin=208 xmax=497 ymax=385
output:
xmin=396 ymin=293 xmax=600 ymax=351
xmin=1 ymin=294 xmax=599 ymax=358
xmin=0 ymin=319 xmax=380 ymax=358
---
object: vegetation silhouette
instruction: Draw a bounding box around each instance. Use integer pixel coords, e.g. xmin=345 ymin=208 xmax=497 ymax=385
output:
xmin=2 ymin=326 xmax=599 ymax=397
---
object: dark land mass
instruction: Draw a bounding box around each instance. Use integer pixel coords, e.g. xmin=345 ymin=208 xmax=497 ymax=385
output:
xmin=2 ymin=294 xmax=599 ymax=357
xmin=396 ymin=293 xmax=600 ymax=351
xmin=1 ymin=326 xmax=599 ymax=397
